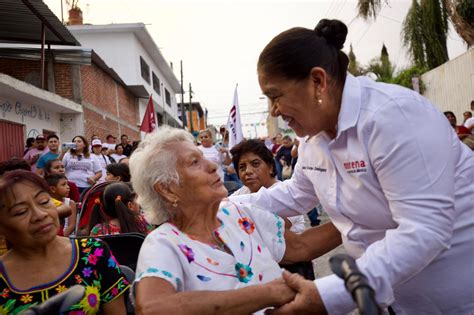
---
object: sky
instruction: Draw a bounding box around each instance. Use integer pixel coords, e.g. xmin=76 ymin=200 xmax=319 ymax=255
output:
xmin=44 ymin=0 xmax=468 ymax=137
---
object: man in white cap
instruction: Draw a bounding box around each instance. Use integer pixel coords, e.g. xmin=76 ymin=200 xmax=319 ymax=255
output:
xmin=91 ymin=139 xmax=110 ymax=183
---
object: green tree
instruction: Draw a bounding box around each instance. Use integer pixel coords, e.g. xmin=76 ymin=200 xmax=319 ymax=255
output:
xmin=390 ymin=65 xmax=428 ymax=93
xmin=402 ymin=0 xmax=449 ymax=69
xmin=366 ymin=44 xmax=394 ymax=82
xmin=348 ymin=44 xmax=364 ymax=76
xmin=357 ymin=0 xmax=470 ymax=68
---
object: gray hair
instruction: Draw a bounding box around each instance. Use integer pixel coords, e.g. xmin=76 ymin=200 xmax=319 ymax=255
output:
xmin=129 ymin=126 xmax=194 ymax=225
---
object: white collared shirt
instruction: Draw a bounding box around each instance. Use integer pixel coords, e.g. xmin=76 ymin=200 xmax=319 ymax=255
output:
xmin=230 ymin=74 xmax=474 ymax=314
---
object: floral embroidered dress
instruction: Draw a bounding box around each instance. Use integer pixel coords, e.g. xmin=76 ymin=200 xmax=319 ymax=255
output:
xmin=134 ymin=200 xmax=286 ymax=313
xmin=0 ymin=238 xmax=129 ymax=315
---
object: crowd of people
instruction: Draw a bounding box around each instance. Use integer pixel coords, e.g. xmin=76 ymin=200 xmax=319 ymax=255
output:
xmin=0 ymin=18 xmax=473 ymax=315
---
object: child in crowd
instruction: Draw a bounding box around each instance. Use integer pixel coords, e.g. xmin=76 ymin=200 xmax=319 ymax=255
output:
xmin=105 ymin=163 xmax=131 ymax=182
xmin=44 ymin=159 xmax=80 ymax=202
xmin=87 ymin=182 xmax=153 ymax=236
xmin=45 ymin=174 xmax=77 ymax=236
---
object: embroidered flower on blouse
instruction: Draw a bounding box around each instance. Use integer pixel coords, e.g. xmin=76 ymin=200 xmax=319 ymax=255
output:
xmin=82 ymin=267 xmax=93 ymax=278
xmin=55 ymin=285 xmax=67 ymax=294
xmin=75 ymin=274 xmax=83 ymax=284
xmin=178 ymin=244 xmax=195 ymax=263
xmin=88 ymin=254 xmax=98 ymax=265
xmin=235 ymin=263 xmax=253 ymax=283
xmin=79 ymin=285 xmax=100 ymax=314
xmin=238 ymin=217 xmax=255 ymax=234
xmin=20 ymin=294 xmax=33 ymax=304
xmin=93 ymin=248 xmax=104 ymax=258
xmin=0 ymin=288 xmax=9 ymax=298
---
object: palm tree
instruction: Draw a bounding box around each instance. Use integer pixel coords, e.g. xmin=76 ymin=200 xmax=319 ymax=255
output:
xmin=348 ymin=44 xmax=364 ymax=76
xmin=357 ymin=0 xmax=473 ymax=46
xmin=357 ymin=0 xmax=450 ymax=70
xmin=402 ymin=0 xmax=449 ymax=69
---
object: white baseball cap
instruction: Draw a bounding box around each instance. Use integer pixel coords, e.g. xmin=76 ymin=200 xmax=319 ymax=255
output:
xmin=91 ymin=139 xmax=103 ymax=147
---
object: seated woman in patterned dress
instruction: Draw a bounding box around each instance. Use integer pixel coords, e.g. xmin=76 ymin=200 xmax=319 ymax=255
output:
xmin=0 ymin=170 xmax=129 ymax=314
xmin=130 ymin=126 xmax=341 ymax=314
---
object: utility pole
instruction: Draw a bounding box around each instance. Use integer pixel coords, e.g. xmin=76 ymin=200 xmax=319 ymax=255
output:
xmin=188 ymin=83 xmax=193 ymax=132
xmin=180 ymin=60 xmax=186 ymax=129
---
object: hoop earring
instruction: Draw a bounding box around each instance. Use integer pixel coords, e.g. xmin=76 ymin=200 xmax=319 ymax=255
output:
xmin=172 ymin=200 xmax=178 ymax=208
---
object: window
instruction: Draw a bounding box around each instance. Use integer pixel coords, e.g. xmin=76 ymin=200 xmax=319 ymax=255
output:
xmin=165 ymin=89 xmax=171 ymax=106
xmin=140 ymin=56 xmax=150 ymax=83
xmin=152 ymin=72 xmax=161 ymax=95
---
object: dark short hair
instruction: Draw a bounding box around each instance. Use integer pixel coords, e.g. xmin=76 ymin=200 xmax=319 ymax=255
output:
xmin=115 ymin=144 xmax=124 ymax=151
xmin=47 ymin=134 xmax=59 ymax=141
xmin=0 ymin=159 xmax=31 ymax=176
xmin=106 ymin=163 xmax=131 ymax=182
xmin=230 ymin=139 xmax=276 ymax=179
xmin=106 ymin=134 xmax=115 ymax=140
xmin=0 ymin=170 xmax=50 ymax=211
xmin=45 ymin=174 xmax=68 ymax=187
xmin=121 ymin=134 xmax=128 ymax=139
xmin=258 ymin=19 xmax=349 ymax=87
xmin=26 ymin=137 xmax=35 ymax=147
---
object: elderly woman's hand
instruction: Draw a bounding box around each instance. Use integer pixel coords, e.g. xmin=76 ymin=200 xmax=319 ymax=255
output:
xmin=265 ymin=271 xmax=326 ymax=315
xmin=264 ymin=276 xmax=297 ymax=307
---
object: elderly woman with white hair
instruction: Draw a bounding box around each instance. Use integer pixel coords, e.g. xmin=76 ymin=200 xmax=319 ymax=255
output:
xmin=129 ymin=126 xmax=341 ymax=314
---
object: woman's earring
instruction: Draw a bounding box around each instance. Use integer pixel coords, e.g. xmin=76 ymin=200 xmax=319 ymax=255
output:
xmin=172 ymin=200 xmax=178 ymax=207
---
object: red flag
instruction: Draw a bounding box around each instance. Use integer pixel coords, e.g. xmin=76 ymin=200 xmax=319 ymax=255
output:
xmin=140 ymin=95 xmax=157 ymax=133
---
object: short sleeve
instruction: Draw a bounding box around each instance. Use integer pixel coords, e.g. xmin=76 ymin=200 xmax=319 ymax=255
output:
xmin=62 ymin=152 xmax=70 ymax=167
xmin=91 ymin=156 xmax=102 ymax=173
xmin=36 ymin=156 xmax=46 ymax=169
xmin=134 ymin=232 xmax=184 ymax=291
xmin=237 ymin=202 xmax=286 ymax=263
xmin=89 ymin=238 xmax=130 ymax=304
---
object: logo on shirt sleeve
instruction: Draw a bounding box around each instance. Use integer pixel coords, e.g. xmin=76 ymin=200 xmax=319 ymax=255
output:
xmin=344 ymin=160 xmax=367 ymax=174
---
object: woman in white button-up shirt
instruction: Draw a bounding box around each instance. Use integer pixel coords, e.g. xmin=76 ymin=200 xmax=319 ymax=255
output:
xmin=231 ymin=19 xmax=474 ymax=315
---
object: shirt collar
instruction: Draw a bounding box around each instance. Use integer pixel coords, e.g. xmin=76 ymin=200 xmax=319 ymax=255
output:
xmin=336 ymin=73 xmax=361 ymax=137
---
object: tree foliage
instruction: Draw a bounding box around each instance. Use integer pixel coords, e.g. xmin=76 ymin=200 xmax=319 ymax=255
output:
xmin=402 ymin=0 xmax=449 ymax=70
xmin=348 ymin=44 xmax=364 ymax=76
xmin=390 ymin=65 xmax=428 ymax=93
xmin=357 ymin=0 xmax=386 ymax=19
xmin=366 ymin=44 xmax=394 ymax=82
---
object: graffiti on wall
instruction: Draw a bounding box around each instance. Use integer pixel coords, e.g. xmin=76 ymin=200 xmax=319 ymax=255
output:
xmin=0 ymin=100 xmax=51 ymax=122
xmin=27 ymin=128 xmax=40 ymax=139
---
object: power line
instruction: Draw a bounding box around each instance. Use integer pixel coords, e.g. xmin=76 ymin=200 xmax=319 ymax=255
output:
xmin=208 ymin=110 xmax=268 ymax=119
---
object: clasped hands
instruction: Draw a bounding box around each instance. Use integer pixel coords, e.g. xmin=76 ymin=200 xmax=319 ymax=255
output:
xmin=265 ymin=270 xmax=327 ymax=315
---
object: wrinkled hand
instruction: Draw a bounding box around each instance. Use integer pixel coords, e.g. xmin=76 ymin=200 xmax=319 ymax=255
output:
xmin=265 ymin=277 xmax=296 ymax=307
xmin=265 ymin=270 xmax=326 ymax=315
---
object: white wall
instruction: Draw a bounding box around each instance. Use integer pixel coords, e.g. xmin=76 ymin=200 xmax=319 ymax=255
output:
xmin=73 ymin=32 xmax=139 ymax=83
xmin=422 ymin=49 xmax=474 ymax=122
xmin=0 ymin=96 xmax=61 ymax=139
xmin=73 ymin=29 xmax=180 ymax=123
